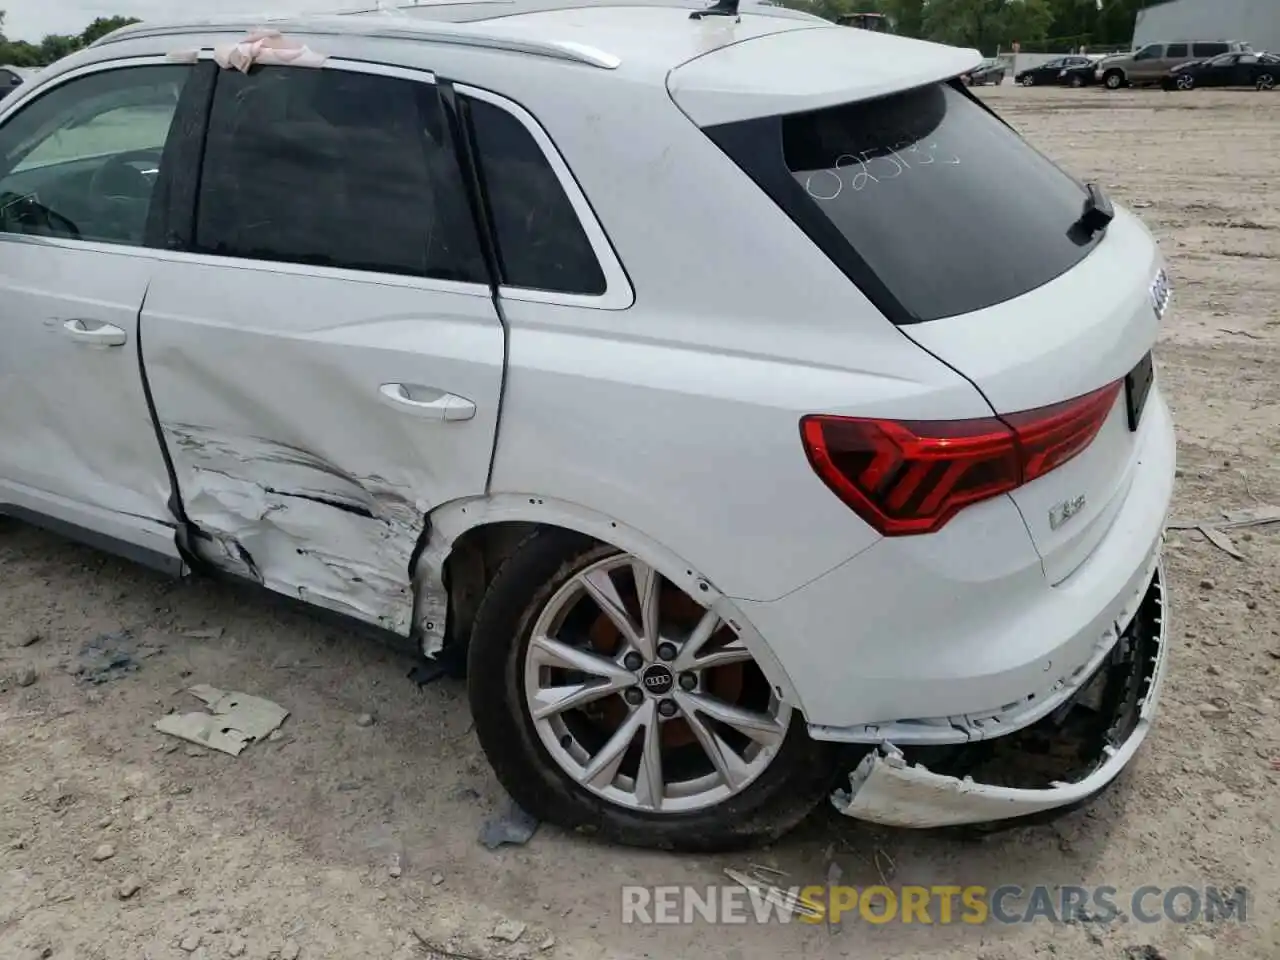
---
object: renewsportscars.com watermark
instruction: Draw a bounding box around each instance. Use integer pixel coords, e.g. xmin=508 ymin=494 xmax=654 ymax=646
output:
xmin=621 ymin=884 xmax=1249 ymax=926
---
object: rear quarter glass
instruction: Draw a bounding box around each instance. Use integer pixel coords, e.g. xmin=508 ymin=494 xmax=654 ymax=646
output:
xmin=705 ymin=81 xmax=1101 ymax=324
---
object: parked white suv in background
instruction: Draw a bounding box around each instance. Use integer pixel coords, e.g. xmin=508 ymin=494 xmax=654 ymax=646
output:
xmin=0 ymin=0 xmax=1175 ymax=851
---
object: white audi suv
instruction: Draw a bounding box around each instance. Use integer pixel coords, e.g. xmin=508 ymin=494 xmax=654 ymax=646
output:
xmin=0 ymin=0 xmax=1175 ymax=850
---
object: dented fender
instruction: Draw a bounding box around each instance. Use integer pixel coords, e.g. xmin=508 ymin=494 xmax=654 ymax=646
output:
xmin=424 ymin=494 xmax=807 ymax=709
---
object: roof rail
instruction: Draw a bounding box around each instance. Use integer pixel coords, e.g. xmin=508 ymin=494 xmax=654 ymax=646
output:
xmin=89 ymin=15 xmax=622 ymax=69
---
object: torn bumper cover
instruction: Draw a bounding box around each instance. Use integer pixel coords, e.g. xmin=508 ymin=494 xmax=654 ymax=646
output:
xmin=833 ymin=564 xmax=1168 ymax=828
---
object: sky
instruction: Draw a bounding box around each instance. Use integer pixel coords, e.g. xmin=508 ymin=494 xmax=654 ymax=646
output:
xmin=4 ymin=0 xmax=340 ymax=41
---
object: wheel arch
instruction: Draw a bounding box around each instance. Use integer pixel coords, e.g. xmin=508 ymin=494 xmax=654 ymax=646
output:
xmin=417 ymin=493 xmax=807 ymax=712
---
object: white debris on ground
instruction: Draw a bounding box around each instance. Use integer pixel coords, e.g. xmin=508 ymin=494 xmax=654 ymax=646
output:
xmin=154 ymin=685 xmax=289 ymax=756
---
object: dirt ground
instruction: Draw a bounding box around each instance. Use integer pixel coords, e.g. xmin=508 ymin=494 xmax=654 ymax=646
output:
xmin=2 ymin=85 xmax=1278 ymax=960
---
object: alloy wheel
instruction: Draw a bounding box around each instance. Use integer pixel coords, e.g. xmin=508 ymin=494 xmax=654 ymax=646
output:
xmin=1177 ymin=74 xmax=1194 ymax=90
xmin=523 ymin=554 xmax=790 ymax=814
xmin=1259 ymin=74 xmax=1275 ymax=91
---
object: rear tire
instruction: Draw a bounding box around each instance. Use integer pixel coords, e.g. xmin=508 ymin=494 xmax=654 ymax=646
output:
xmin=1069 ymin=74 xmax=1084 ymax=88
xmin=467 ymin=528 xmax=841 ymax=851
xmin=1258 ymin=73 xmax=1275 ymax=91
xmin=1020 ymin=74 xmax=1035 ymax=87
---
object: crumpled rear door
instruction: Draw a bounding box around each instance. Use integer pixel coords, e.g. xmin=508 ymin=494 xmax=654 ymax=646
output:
xmin=140 ymin=58 xmax=504 ymax=634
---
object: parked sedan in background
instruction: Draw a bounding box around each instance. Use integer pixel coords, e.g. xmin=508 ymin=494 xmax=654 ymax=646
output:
xmin=1059 ymin=56 xmax=1104 ymax=87
xmin=1016 ymin=55 xmax=1093 ymax=86
xmin=1165 ymin=51 xmax=1279 ymax=90
xmin=963 ymin=57 xmax=1006 ymax=86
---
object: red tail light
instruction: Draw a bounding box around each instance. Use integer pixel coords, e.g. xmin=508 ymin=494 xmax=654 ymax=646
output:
xmin=800 ymin=381 xmax=1122 ymax=536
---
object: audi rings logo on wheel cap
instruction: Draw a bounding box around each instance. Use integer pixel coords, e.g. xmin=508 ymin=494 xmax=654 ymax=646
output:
xmin=641 ymin=664 xmax=674 ymax=695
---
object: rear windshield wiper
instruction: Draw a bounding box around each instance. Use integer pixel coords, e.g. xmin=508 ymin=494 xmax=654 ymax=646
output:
xmin=1069 ymin=182 xmax=1115 ymax=245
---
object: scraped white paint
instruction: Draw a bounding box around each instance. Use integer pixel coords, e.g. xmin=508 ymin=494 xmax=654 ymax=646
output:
xmin=168 ymin=423 xmax=425 ymax=632
xmin=136 ymin=247 xmax=505 ymax=645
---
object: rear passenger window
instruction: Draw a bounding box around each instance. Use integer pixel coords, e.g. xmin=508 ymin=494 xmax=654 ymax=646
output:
xmin=1165 ymin=44 xmax=1188 ymax=58
xmin=465 ymin=96 xmax=606 ymax=296
xmin=1193 ymin=43 xmax=1229 ymax=57
xmin=195 ymin=67 xmax=486 ymax=283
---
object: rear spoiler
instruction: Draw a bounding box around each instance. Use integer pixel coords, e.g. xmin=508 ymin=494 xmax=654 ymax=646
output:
xmin=669 ymin=26 xmax=981 ymax=126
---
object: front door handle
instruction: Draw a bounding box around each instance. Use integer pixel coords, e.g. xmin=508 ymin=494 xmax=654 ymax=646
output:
xmin=378 ymin=383 xmax=476 ymax=421
xmin=62 ymin=318 xmax=127 ymax=347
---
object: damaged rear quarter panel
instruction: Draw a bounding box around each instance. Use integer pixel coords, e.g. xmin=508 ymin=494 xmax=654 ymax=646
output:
xmin=138 ymin=259 xmax=505 ymax=635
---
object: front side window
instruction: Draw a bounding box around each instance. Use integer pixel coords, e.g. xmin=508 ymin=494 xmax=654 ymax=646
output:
xmin=1134 ymin=45 xmax=1163 ymax=61
xmin=195 ymin=66 xmax=485 ymax=283
xmin=465 ymin=96 xmax=606 ymax=296
xmin=0 ymin=65 xmax=190 ymax=245
xmin=705 ymin=82 xmax=1099 ymax=323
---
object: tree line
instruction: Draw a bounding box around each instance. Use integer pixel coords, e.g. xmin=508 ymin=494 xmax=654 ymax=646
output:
xmin=1 ymin=11 xmax=140 ymax=67
xmin=774 ymin=0 xmax=1167 ymax=54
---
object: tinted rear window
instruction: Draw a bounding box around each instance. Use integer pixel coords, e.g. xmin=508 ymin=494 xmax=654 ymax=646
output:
xmin=1193 ymin=42 xmax=1229 ymax=57
xmin=704 ymin=82 xmax=1098 ymax=324
xmin=1166 ymin=43 xmax=1188 ymax=58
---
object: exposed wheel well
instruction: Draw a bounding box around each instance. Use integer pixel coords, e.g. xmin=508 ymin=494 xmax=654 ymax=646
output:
xmin=441 ymin=520 xmax=543 ymax=653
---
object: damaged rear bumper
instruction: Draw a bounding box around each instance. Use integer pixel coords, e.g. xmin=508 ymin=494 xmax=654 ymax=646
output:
xmin=832 ymin=562 xmax=1168 ymax=828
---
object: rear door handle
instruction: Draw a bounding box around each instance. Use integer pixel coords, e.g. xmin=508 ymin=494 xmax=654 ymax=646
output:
xmin=378 ymin=383 xmax=476 ymax=421
xmin=62 ymin=319 xmax=127 ymax=347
